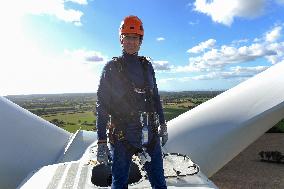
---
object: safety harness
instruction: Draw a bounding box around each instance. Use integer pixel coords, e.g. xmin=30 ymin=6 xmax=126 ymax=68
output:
xmin=108 ymin=56 xmax=159 ymax=154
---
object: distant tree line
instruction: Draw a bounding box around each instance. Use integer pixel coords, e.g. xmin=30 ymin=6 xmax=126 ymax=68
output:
xmin=50 ymin=119 xmax=95 ymax=128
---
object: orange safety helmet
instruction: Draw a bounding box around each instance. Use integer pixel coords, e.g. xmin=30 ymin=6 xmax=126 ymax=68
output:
xmin=119 ymin=15 xmax=144 ymax=36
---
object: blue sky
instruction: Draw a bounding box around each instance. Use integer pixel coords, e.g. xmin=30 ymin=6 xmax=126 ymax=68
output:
xmin=0 ymin=0 xmax=284 ymax=95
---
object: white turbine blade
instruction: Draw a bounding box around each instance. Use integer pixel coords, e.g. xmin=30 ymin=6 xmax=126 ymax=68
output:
xmin=0 ymin=96 xmax=71 ymax=189
xmin=165 ymin=61 xmax=284 ymax=177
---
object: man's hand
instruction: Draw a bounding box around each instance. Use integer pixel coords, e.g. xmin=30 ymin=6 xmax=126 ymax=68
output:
xmin=159 ymin=123 xmax=168 ymax=146
xmin=97 ymin=141 xmax=110 ymax=164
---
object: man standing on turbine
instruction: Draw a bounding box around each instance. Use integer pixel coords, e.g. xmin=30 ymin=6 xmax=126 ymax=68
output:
xmin=96 ymin=15 xmax=168 ymax=188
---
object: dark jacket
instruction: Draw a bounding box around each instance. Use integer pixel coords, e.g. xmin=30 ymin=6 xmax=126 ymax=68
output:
xmin=96 ymin=52 xmax=165 ymax=146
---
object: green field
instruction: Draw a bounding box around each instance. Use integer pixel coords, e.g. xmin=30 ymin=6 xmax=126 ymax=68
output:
xmin=163 ymin=107 xmax=188 ymax=121
xmin=42 ymin=111 xmax=95 ymax=133
xmin=40 ymin=106 xmax=284 ymax=133
xmin=40 ymin=105 xmax=189 ymax=133
xmin=9 ymin=92 xmax=279 ymax=134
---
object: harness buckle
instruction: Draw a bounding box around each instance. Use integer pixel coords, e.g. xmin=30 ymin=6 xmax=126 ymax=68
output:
xmin=134 ymin=87 xmax=146 ymax=94
xmin=117 ymin=130 xmax=125 ymax=140
xmin=139 ymin=112 xmax=149 ymax=127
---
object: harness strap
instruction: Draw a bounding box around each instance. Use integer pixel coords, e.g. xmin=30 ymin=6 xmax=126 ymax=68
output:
xmin=109 ymin=56 xmax=159 ymax=153
xmin=139 ymin=56 xmax=156 ymax=113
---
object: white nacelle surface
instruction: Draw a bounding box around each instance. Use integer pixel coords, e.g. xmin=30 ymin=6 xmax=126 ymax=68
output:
xmin=19 ymin=139 xmax=218 ymax=189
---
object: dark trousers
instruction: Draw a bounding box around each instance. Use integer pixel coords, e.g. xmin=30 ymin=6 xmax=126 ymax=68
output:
xmin=110 ymin=137 xmax=167 ymax=189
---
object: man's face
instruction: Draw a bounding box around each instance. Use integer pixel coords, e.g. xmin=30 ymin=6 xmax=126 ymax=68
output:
xmin=120 ymin=33 xmax=142 ymax=55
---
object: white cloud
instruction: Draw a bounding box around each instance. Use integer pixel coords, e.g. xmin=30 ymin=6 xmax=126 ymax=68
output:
xmin=192 ymin=65 xmax=268 ymax=80
xmin=159 ymin=64 xmax=268 ymax=83
xmin=192 ymin=72 xmax=218 ymax=80
xmin=157 ymin=64 xmax=269 ymax=88
xmin=194 ymin=0 xmax=266 ymax=26
xmin=189 ymin=20 xmax=199 ymax=25
xmin=193 ymin=72 xmax=232 ymax=80
xmin=158 ymin=77 xmax=179 ymax=84
xmin=64 ymin=49 xmax=107 ymax=64
xmin=156 ymin=37 xmax=165 ymax=41
xmin=187 ymin=39 xmax=216 ymax=53
xmin=159 ymin=77 xmax=193 ymax=85
xmin=171 ymin=25 xmax=284 ymax=76
xmin=266 ymin=42 xmax=284 ymax=64
xmin=232 ymin=39 xmax=249 ymax=46
xmin=172 ymin=63 xmax=207 ymax=73
xmin=3 ymin=0 xmax=87 ymax=26
xmin=153 ymin=61 xmax=171 ymax=70
xmin=0 ymin=1 xmax=106 ymax=96
xmin=0 ymin=36 xmax=106 ymax=95
xmin=276 ymin=0 xmax=284 ymax=4
xmin=183 ymin=37 xmax=280 ymax=73
xmin=65 ymin=0 xmax=88 ymax=5
xmin=191 ymin=43 xmax=275 ymax=71
xmin=253 ymin=37 xmax=262 ymax=42
xmin=265 ymin=26 xmax=282 ymax=42
xmin=230 ymin=65 xmax=268 ymax=73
